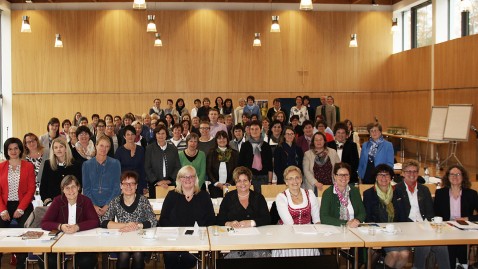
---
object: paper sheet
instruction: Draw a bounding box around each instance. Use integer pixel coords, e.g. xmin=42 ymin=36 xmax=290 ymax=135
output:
xmin=293 ymin=225 xmax=318 ymax=235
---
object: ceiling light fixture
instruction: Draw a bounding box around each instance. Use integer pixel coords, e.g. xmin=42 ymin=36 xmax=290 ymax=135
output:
xmin=270 ymin=16 xmax=280 ymax=33
xmin=21 ymin=16 xmax=31 ymax=33
xmin=253 ymin=33 xmax=261 ymax=47
xmin=55 ymin=34 xmax=63 ymax=48
xmin=146 ymin=15 xmax=157 ymax=32
xmin=391 ymin=18 xmax=398 ymax=32
xmin=154 ymin=33 xmax=163 ymax=47
xmin=25 ymin=0 xmax=32 ymax=3
xmin=133 ymin=0 xmax=146 ymax=10
xmin=299 ymin=0 xmax=313 ymax=11
xmin=349 ymin=34 xmax=358 ymax=48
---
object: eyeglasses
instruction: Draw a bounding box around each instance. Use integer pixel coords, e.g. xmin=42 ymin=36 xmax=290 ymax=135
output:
xmin=403 ymin=170 xmax=418 ymax=175
xmin=377 ymin=173 xmax=391 ymax=178
xmin=335 ymin=174 xmax=350 ymax=178
xmin=285 ymin=133 xmax=295 ymax=136
xmin=121 ymin=182 xmax=137 ymax=187
xmin=63 ymin=185 xmax=78 ymax=191
xmin=106 ymin=126 xmax=114 ymax=128
xmin=97 ymin=125 xmax=105 ymax=128
xmin=199 ymin=127 xmax=210 ymax=130
xmin=180 ymin=175 xmax=196 ymax=180
xmin=450 ymin=173 xmax=462 ymax=177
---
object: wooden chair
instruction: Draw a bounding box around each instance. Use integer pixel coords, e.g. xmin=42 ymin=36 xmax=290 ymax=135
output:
xmin=424 ymin=183 xmax=437 ymax=197
xmin=223 ymin=185 xmax=254 ymax=196
xmin=155 ymin=185 xmax=175 ymax=199
xmin=471 ymin=182 xmax=478 ymax=193
xmin=261 ymin=184 xmax=288 ymax=199
xmin=317 ymin=185 xmax=330 ymax=197
xmin=359 ymin=184 xmax=374 ymax=197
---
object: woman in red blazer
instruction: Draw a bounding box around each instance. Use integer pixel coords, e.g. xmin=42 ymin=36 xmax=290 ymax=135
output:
xmin=0 ymin=137 xmax=36 ymax=269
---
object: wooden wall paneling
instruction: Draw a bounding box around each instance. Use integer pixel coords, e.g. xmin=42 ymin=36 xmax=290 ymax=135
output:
xmin=434 ymin=34 xmax=478 ymax=90
xmin=388 ymin=46 xmax=431 ymax=91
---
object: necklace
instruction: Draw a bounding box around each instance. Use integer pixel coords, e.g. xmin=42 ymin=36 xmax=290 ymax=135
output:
xmin=238 ymin=192 xmax=250 ymax=198
xmin=290 ymin=190 xmax=301 ymax=198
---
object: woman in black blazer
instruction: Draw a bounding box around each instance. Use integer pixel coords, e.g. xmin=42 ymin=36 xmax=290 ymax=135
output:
xmin=434 ymin=165 xmax=478 ymax=268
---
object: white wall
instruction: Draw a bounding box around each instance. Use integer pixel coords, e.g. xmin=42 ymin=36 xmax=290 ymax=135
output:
xmin=0 ymin=0 xmax=11 ymax=152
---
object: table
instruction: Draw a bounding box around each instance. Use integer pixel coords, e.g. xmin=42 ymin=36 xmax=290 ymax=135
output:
xmin=208 ymin=224 xmax=364 ymax=268
xmin=349 ymin=222 xmax=478 ymax=269
xmin=382 ymin=132 xmax=448 ymax=163
xmin=52 ymin=227 xmax=210 ymax=268
xmin=0 ymin=228 xmax=56 ymax=269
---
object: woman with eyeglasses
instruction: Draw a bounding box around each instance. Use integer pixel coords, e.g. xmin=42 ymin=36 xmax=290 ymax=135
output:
xmin=160 ymin=165 xmax=215 ymax=269
xmin=72 ymin=126 xmax=96 ymax=164
xmin=207 ymin=131 xmax=239 ymax=198
xmin=101 ymin=171 xmax=157 ymax=269
xmin=358 ymin=122 xmax=394 ymax=184
xmin=41 ymin=175 xmax=99 ymax=269
xmin=363 ymin=164 xmax=410 ymax=269
xmin=434 ymin=165 xmax=478 ymax=268
xmin=272 ymin=165 xmax=320 ymax=257
xmin=320 ymin=162 xmax=365 ymax=227
xmin=273 ymin=126 xmax=303 ymax=185
xmin=23 ymin=133 xmax=46 ymax=179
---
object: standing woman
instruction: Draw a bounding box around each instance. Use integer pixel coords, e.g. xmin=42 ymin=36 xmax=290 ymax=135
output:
xmin=160 ymin=165 xmax=215 ymax=269
xmin=272 ymin=111 xmax=287 ymax=125
xmin=214 ymin=96 xmax=224 ymax=114
xmin=181 ymin=119 xmax=191 ymax=139
xmin=179 ymin=133 xmax=206 ymax=189
xmin=101 ymin=171 xmax=157 ymax=269
xmin=358 ymin=122 xmax=394 ymax=184
xmin=105 ymin=122 xmax=119 ymax=154
xmin=40 ymin=117 xmax=61 ymax=153
xmin=303 ymin=132 xmax=340 ymax=193
xmin=363 ymin=164 xmax=410 ymax=269
xmin=60 ymin=119 xmax=72 ymax=139
xmin=68 ymin=126 xmax=79 ymax=150
xmin=41 ymin=175 xmax=99 ymax=269
xmin=115 ymin=125 xmax=147 ymax=196
xmin=434 ymin=165 xmax=478 ymax=268
xmin=234 ymin=98 xmax=245 ymax=125
xmin=172 ymin=98 xmax=189 ymax=120
xmin=206 ymin=131 xmax=239 ymax=198
xmin=0 ymin=138 xmax=36 ymax=269
xmin=23 ymin=133 xmax=46 ymax=178
xmin=265 ymin=120 xmax=283 ymax=155
xmin=320 ymin=163 xmax=366 ymax=227
xmin=73 ymin=112 xmax=82 ymax=127
xmin=273 ymin=166 xmax=320 ymax=257
xmin=223 ymin=98 xmax=234 ymax=122
xmin=344 ymin=119 xmax=361 ymax=154
xmin=274 ymin=127 xmax=303 ymax=184
xmin=40 ymin=138 xmax=82 ymax=206
xmin=72 ymin=126 xmax=96 ymax=165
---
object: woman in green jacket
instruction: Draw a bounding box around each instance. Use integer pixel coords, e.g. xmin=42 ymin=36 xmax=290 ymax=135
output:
xmin=320 ymin=162 xmax=366 ymax=227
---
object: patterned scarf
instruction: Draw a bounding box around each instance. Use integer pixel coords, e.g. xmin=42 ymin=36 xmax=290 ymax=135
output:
xmin=314 ymin=149 xmax=329 ymax=166
xmin=334 ymin=183 xmax=350 ymax=221
xmin=368 ymin=136 xmax=384 ymax=162
xmin=375 ymin=183 xmax=394 ymax=222
xmin=75 ymin=140 xmax=95 ymax=160
xmin=249 ymin=135 xmax=264 ymax=155
xmin=216 ymin=147 xmax=232 ymax=162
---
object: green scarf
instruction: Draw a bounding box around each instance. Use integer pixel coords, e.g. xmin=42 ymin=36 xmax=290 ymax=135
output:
xmin=375 ymin=183 xmax=394 ymax=222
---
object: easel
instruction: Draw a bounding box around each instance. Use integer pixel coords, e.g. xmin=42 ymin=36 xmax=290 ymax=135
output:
xmin=439 ymin=141 xmax=463 ymax=167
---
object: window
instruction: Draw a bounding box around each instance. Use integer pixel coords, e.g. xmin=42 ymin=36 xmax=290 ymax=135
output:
xmin=403 ymin=10 xmax=412 ymax=50
xmin=450 ymin=0 xmax=478 ymax=39
xmin=411 ymin=1 xmax=433 ymax=48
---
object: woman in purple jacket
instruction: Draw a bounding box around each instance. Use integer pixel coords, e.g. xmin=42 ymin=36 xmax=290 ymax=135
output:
xmin=41 ymin=175 xmax=99 ymax=269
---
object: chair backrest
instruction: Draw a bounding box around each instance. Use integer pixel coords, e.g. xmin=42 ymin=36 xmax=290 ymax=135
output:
xmin=471 ymin=182 xmax=478 ymax=193
xmin=155 ymin=186 xmax=175 ymax=199
xmin=317 ymin=185 xmax=330 ymax=197
xmin=424 ymin=183 xmax=437 ymax=197
xmin=24 ymin=206 xmax=48 ymax=228
xmin=223 ymin=185 xmax=254 ymax=196
xmin=261 ymin=184 xmax=288 ymax=199
xmin=359 ymin=184 xmax=374 ymax=197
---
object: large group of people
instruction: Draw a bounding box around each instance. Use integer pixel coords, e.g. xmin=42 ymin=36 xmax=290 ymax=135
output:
xmin=0 ymin=95 xmax=475 ymax=269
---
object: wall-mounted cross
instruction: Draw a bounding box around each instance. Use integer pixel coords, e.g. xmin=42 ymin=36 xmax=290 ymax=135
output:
xmin=297 ymin=67 xmax=308 ymax=86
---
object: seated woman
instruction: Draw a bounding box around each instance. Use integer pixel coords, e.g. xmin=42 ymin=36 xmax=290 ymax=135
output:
xmin=273 ymin=165 xmax=320 ymax=257
xmin=434 ymin=165 xmax=478 ymax=268
xmin=41 ymin=175 xmax=99 ymax=269
xmin=40 ymin=137 xmax=82 ymax=206
xmin=0 ymin=138 xmax=36 ymax=269
xmin=320 ymin=162 xmax=366 ymax=227
xmin=159 ymin=165 xmax=215 ymax=269
xmin=207 ymin=131 xmax=239 ymax=198
xmin=363 ymin=164 xmax=410 ymax=269
xmin=101 ymin=171 xmax=157 ymax=269
xmin=217 ymin=166 xmax=270 ymax=227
